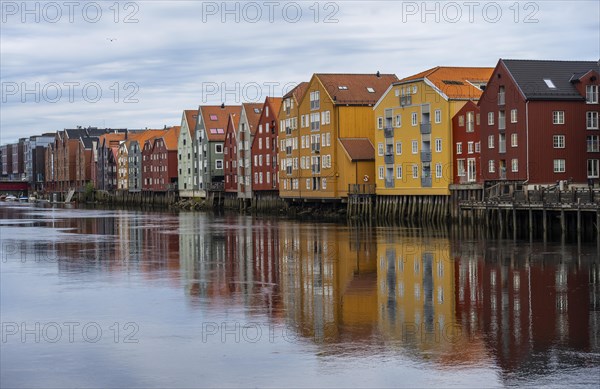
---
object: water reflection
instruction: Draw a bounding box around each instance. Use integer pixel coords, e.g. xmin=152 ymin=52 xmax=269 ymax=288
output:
xmin=1 ymin=204 xmax=598 ymax=387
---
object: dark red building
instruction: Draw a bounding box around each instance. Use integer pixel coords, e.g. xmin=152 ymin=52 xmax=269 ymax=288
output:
xmin=251 ymin=97 xmax=283 ymax=193
xmin=452 ymin=100 xmax=482 ymax=184
xmin=479 ymin=59 xmax=600 ymax=186
xmin=224 ymin=111 xmax=240 ymax=193
xmin=142 ymin=126 xmax=180 ymax=191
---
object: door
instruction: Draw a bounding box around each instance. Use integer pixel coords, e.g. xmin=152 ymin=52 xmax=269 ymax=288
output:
xmin=467 ymin=158 xmax=476 ymax=183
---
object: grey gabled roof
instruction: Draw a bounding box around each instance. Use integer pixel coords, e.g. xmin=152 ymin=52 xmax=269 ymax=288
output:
xmin=502 ymin=59 xmax=599 ymax=100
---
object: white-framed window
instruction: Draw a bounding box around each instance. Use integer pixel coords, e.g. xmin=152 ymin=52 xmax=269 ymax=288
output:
xmin=466 ymin=111 xmax=474 ymax=132
xmin=412 ymin=140 xmax=418 ymax=154
xmin=435 ymin=138 xmax=442 ymax=152
xmin=511 ymin=159 xmax=518 ymax=172
xmin=377 ymin=117 xmax=383 ymax=129
xmin=258 ymin=155 xmax=263 ymax=166
xmin=306 ymin=178 xmax=311 ymax=189
xmin=378 ymin=166 xmax=384 ymax=179
xmin=475 ymin=142 xmax=481 ymax=153
xmin=435 ymin=163 xmax=442 ymax=178
xmin=587 ymin=85 xmax=599 ymax=104
xmin=411 ymin=112 xmax=417 ymax=126
xmin=488 ymin=160 xmax=495 ymax=173
xmin=457 ymin=159 xmax=466 ymax=176
xmin=488 ymin=112 xmax=494 ymax=125
xmin=396 ymin=142 xmax=402 ymax=155
xmin=458 ymin=115 xmax=465 ymax=127
xmin=378 ymin=143 xmax=384 ymax=156
xmin=467 ymin=142 xmax=474 ymax=154
xmin=553 ymin=159 xmax=565 ymax=173
xmin=587 ymin=135 xmax=599 ymax=152
xmin=396 ymin=165 xmax=402 ymax=179
xmin=435 ymin=109 xmax=441 ymax=123
xmin=323 ymin=111 xmax=331 ymax=124
xmin=322 ymin=178 xmax=327 ymax=189
xmin=412 ymin=164 xmax=419 ymax=178
xmin=588 ymin=159 xmax=599 ymax=178
xmin=510 ymin=109 xmax=518 ymax=123
xmin=553 ymin=111 xmax=565 ymax=124
xmin=511 ymin=133 xmax=518 ymax=147
xmin=587 ymin=111 xmax=599 ymax=129
xmin=216 ymin=159 xmax=223 ymax=169
xmin=553 ymin=135 xmax=565 ymax=148
xmin=310 ymin=90 xmax=320 ymax=110
xmin=488 ymin=135 xmax=495 ymax=148
xmin=215 ymin=144 xmax=223 ymax=153
xmin=456 ymin=142 xmax=462 ymax=154
xmin=395 ymin=114 xmax=401 ymax=127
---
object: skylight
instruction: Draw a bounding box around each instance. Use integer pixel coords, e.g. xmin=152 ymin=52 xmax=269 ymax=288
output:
xmin=366 ymin=87 xmax=375 ymax=93
xmin=254 ymin=108 xmax=261 ymax=114
xmin=442 ymin=80 xmax=465 ymax=85
xmin=543 ymin=79 xmax=556 ymax=89
xmin=209 ymin=129 xmax=217 ymax=134
xmin=216 ymin=128 xmax=224 ymax=134
xmin=210 ymin=114 xmax=218 ymax=121
xmin=338 ymin=86 xmax=348 ymax=90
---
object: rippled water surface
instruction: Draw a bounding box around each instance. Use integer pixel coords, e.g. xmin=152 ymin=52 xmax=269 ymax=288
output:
xmin=1 ymin=203 xmax=599 ymax=388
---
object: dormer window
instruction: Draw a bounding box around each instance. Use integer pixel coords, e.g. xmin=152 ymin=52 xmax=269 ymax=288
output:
xmin=366 ymin=87 xmax=375 ymax=93
xmin=543 ymin=79 xmax=556 ymax=89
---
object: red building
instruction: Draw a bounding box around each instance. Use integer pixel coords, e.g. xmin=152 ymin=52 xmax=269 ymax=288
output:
xmin=479 ymin=59 xmax=600 ymax=186
xmin=452 ymin=100 xmax=482 ymax=184
xmin=224 ymin=110 xmax=241 ymax=193
xmin=251 ymin=97 xmax=283 ymax=193
xmin=142 ymin=127 xmax=180 ymax=191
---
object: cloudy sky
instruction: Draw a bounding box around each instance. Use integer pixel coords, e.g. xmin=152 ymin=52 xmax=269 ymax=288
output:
xmin=1 ymin=0 xmax=598 ymax=143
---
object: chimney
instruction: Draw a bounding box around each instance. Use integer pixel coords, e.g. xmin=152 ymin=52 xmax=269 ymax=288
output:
xmin=376 ymin=71 xmax=381 ymax=78
xmin=220 ymin=103 xmax=225 ymax=109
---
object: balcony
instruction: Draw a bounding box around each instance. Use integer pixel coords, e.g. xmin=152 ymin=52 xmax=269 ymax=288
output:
xmin=400 ymin=95 xmax=412 ymax=106
xmin=421 ymin=177 xmax=432 ymax=187
xmin=498 ymin=117 xmax=506 ymax=131
xmin=384 ymin=126 xmax=394 ymax=138
xmin=384 ymin=154 xmax=394 ymax=164
xmin=498 ymin=142 xmax=506 ymax=154
xmin=385 ymin=178 xmax=394 ymax=188
xmin=311 ymin=164 xmax=321 ymax=174
xmin=420 ymin=151 xmax=432 ymax=162
xmin=420 ymin=122 xmax=431 ymax=134
xmin=286 ymin=146 xmax=293 ymax=156
xmin=311 ymin=144 xmax=320 ymax=154
xmin=286 ymin=166 xmax=293 ymax=175
xmin=286 ymin=127 xmax=292 ymax=135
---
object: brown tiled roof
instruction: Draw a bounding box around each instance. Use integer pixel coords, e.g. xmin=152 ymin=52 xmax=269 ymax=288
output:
xmin=226 ymin=113 xmax=240 ymax=138
xmin=160 ymin=126 xmax=181 ymax=150
xmin=242 ymin=103 xmax=263 ymax=134
xmin=398 ymin=66 xmax=494 ymax=100
xmin=339 ymin=138 xmax=375 ymax=161
xmin=200 ymin=105 xmax=241 ymax=141
xmin=184 ymin=110 xmax=199 ymax=136
xmin=98 ymin=132 xmax=126 ymax=147
xmin=126 ymin=129 xmax=167 ymax=149
xmin=283 ymin=82 xmax=308 ymax=101
xmin=315 ymin=73 xmax=399 ymax=105
xmin=267 ymin=97 xmax=283 ymax=117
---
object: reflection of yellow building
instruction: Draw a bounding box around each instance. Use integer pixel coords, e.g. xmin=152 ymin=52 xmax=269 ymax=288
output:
xmin=377 ymin=233 xmax=456 ymax=352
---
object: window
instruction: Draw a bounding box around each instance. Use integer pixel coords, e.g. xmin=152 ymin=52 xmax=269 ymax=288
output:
xmin=587 ymin=111 xmax=599 ymax=129
xmin=435 ymin=109 xmax=441 ymax=123
xmin=378 ymin=166 xmax=384 ymax=179
xmin=306 ymin=179 xmax=310 ymax=189
xmin=488 ymin=135 xmax=495 ymax=149
xmin=511 ymin=133 xmax=518 ymax=147
xmin=310 ymin=91 xmax=320 ymax=110
xmin=456 ymin=142 xmax=462 ymax=154
xmin=488 ymin=160 xmax=495 ymax=173
xmin=475 ymin=142 xmax=481 ymax=153
xmin=377 ymin=117 xmax=383 ymax=129
xmin=587 ymin=85 xmax=599 ymax=104
xmin=588 ymin=159 xmax=599 ymax=178
xmin=412 ymin=164 xmax=419 ymax=178
xmin=544 ymin=79 xmax=556 ymax=89
xmin=553 ymin=111 xmax=565 ymax=124
xmin=215 ymin=144 xmax=223 ymax=153
xmin=587 ymin=135 xmax=599 ymax=152
xmin=310 ymin=113 xmax=320 ymax=131
xmin=395 ymin=142 xmax=402 ymax=155
xmin=498 ymin=110 xmax=506 ymax=130
xmin=458 ymin=115 xmax=464 ymax=127
xmin=435 ymin=163 xmax=442 ymax=178
xmin=466 ymin=112 xmax=474 ymax=132
xmin=322 ymin=178 xmax=327 ymax=189
xmin=488 ymin=112 xmax=494 ymax=125
xmin=396 ymin=165 xmax=402 ymax=179
xmin=511 ymin=109 xmax=517 ymax=123
xmin=210 ymin=114 xmax=218 ymax=121
xmin=323 ymin=111 xmax=331 ymax=124
xmin=395 ymin=115 xmax=401 ymax=127
xmin=457 ymin=159 xmax=466 ymax=176
xmin=553 ymin=159 xmax=566 ymax=173
xmin=435 ymin=138 xmax=442 ymax=152
xmin=412 ymin=140 xmax=418 ymax=154
xmin=378 ymin=143 xmax=384 ymax=156
xmin=411 ymin=112 xmax=417 ymax=126
xmin=216 ymin=160 xmax=223 ymax=169
xmin=511 ymin=159 xmax=518 ymax=172
xmin=468 ymin=142 xmax=474 ymax=154
xmin=553 ymin=135 xmax=565 ymax=148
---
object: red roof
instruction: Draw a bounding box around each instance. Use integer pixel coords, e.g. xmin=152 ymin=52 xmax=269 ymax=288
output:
xmin=283 ymin=82 xmax=308 ymax=102
xmin=315 ymin=73 xmax=399 ymax=105
xmin=200 ymin=105 xmax=241 ymax=141
xmin=242 ymin=103 xmax=263 ymax=135
xmin=339 ymin=138 xmax=375 ymax=161
xmin=184 ymin=110 xmax=199 ymax=136
xmin=398 ymin=66 xmax=494 ymax=100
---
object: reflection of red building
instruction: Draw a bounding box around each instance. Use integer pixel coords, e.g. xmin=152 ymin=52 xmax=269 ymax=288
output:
xmin=453 ymin=244 xmax=592 ymax=374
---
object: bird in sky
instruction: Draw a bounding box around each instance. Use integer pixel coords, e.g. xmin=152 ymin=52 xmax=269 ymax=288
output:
xmin=107 ymin=38 xmax=117 ymax=42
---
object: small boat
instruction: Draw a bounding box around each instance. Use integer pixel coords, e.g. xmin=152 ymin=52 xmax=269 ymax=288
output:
xmin=28 ymin=196 xmax=37 ymax=202
xmin=18 ymin=196 xmax=29 ymax=202
xmin=0 ymin=194 xmax=6 ymax=201
xmin=5 ymin=195 xmax=17 ymax=201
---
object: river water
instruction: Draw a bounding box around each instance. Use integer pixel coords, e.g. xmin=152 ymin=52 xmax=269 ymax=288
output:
xmin=1 ymin=203 xmax=598 ymax=388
